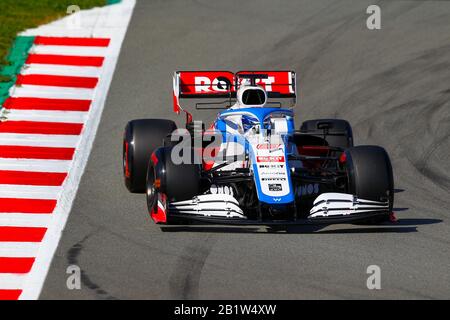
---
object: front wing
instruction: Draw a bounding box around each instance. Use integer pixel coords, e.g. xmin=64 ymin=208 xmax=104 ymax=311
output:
xmin=155 ymin=193 xmax=390 ymax=225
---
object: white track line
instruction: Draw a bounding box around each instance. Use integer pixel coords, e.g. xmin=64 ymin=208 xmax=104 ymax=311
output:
xmin=0 ymin=133 xmax=79 ymax=148
xmin=0 ymin=159 xmax=71 ymax=173
xmin=31 ymin=45 xmax=108 ymax=57
xmin=0 ymin=242 xmax=41 ymax=258
xmin=21 ymin=64 xmax=101 ymax=77
xmin=11 ymin=85 xmax=94 ymax=100
xmin=4 ymin=109 xmax=87 ymax=123
xmin=0 ymin=214 xmax=52 ymax=228
xmin=0 ymin=185 xmax=62 ymax=200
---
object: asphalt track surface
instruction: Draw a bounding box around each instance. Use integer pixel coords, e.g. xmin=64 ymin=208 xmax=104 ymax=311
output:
xmin=41 ymin=0 xmax=450 ymax=299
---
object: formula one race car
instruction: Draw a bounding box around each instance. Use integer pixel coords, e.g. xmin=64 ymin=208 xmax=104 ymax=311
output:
xmin=123 ymin=70 xmax=394 ymax=225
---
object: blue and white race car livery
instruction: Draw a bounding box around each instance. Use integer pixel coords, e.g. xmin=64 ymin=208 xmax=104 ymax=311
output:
xmin=123 ymin=71 xmax=395 ymax=225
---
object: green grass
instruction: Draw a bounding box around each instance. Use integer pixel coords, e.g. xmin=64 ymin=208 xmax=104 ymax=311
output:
xmin=0 ymin=0 xmax=107 ymax=71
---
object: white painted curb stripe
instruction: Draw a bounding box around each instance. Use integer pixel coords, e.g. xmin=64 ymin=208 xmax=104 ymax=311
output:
xmin=11 ymin=85 xmax=95 ymax=100
xmin=4 ymin=110 xmax=87 ymax=123
xmin=0 ymin=215 xmax=52 ymax=228
xmin=21 ymin=64 xmax=101 ymax=77
xmin=31 ymin=45 xmax=108 ymax=57
xmin=0 ymin=274 xmax=26 ymax=290
xmin=0 ymin=159 xmax=70 ymax=173
xmin=0 ymin=133 xmax=79 ymax=148
xmin=0 ymin=185 xmax=62 ymax=200
xmin=0 ymin=243 xmax=41 ymax=258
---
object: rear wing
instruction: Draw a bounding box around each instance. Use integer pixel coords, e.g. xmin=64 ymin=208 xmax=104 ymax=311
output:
xmin=173 ymin=70 xmax=296 ymax=120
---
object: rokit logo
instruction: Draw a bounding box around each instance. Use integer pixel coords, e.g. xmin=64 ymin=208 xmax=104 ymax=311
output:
xmin=195 ymin=76 xmax=232 ymax=92
xmin=178 ymin=71 xmax=295 ymax=96
xmin=195 ymin=76 xmax=276 ymax=93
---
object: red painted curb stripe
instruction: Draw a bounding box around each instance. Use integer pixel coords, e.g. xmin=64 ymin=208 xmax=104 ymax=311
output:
xmin=0 ymin=257 xmax=35 ymax=273
xmin=16 ymin=74 xmax=98 ymax=89
xmin=0 ymin=227 xmax=47 ymax=242
xmin=0 ymin=198 xmax=57 ymax=214
xmin=0 ymin=146 xmax=75 ymax=160
xmin=0 ymin=121 xmax=83 ymax=135
xmin=4 ymin=97 xmax=91 ymax=112
xmin=0 ymin=171 xmax=67 ymax=186
xmin=26 ymin=54 xmax=104 ymax=67
xmin=0 ymin=289 xmax=22 ymax=300
xmin=34 ymin=36 xmax=110 ymax=47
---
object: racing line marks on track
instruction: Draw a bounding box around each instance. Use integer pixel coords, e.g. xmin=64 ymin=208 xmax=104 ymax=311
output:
xmin=66 ymin=233 xmax=118 ymax=300
xmin=169 ymin=235 xmax=217 ymax=299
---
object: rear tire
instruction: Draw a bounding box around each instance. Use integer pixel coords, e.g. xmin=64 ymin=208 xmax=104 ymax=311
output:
xmin=300 ymin=119 xmax=353 ymax=149
xmin=345 ymin=145 xmax=394 ymax=223
xmin=123 ymin=119 xmax=177 ymax=193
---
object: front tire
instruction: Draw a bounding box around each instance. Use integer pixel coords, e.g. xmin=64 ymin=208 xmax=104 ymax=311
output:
xmin=345 ymin=145 xmax=394 ymax=223
xmin=146 ymin=146 xmax=202 ymax=205
xmin=146 ymin=146 xmax=202 ymax=224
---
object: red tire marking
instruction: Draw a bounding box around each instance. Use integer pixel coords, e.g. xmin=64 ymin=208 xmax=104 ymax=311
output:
xmin=0 ymin=227 xmax=47 ymax=242
xmin=0 ymin=121 xmax=83 ymax=135
xmin=34 ymin=36 xmax=110 ymax=47
xmin=124 ymin=142 xmax=130 ymax=178
xmin=0 ymin=257 xmax=35 ymax=273
xmin=0 ymin=146 xmax=75 ymax=160
xmin=0 ymin=171 xmax=67 ymax=186
xmin=151 ymin=151 xmax=158 ymax=166
xmin=4 ymin=97 xmax=91 ymax=112
xmin=0 ymin=198 xmax=57 ymax=214
xmin=16 ymin=74 xmax=98 ymax=89
xmin=26 ymin=54 xmax=104 ymax=67
xmin=151 ymin=194 xmax=167 ymax=224
xmin=0 ymin=289 xmax=22 ymax=300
